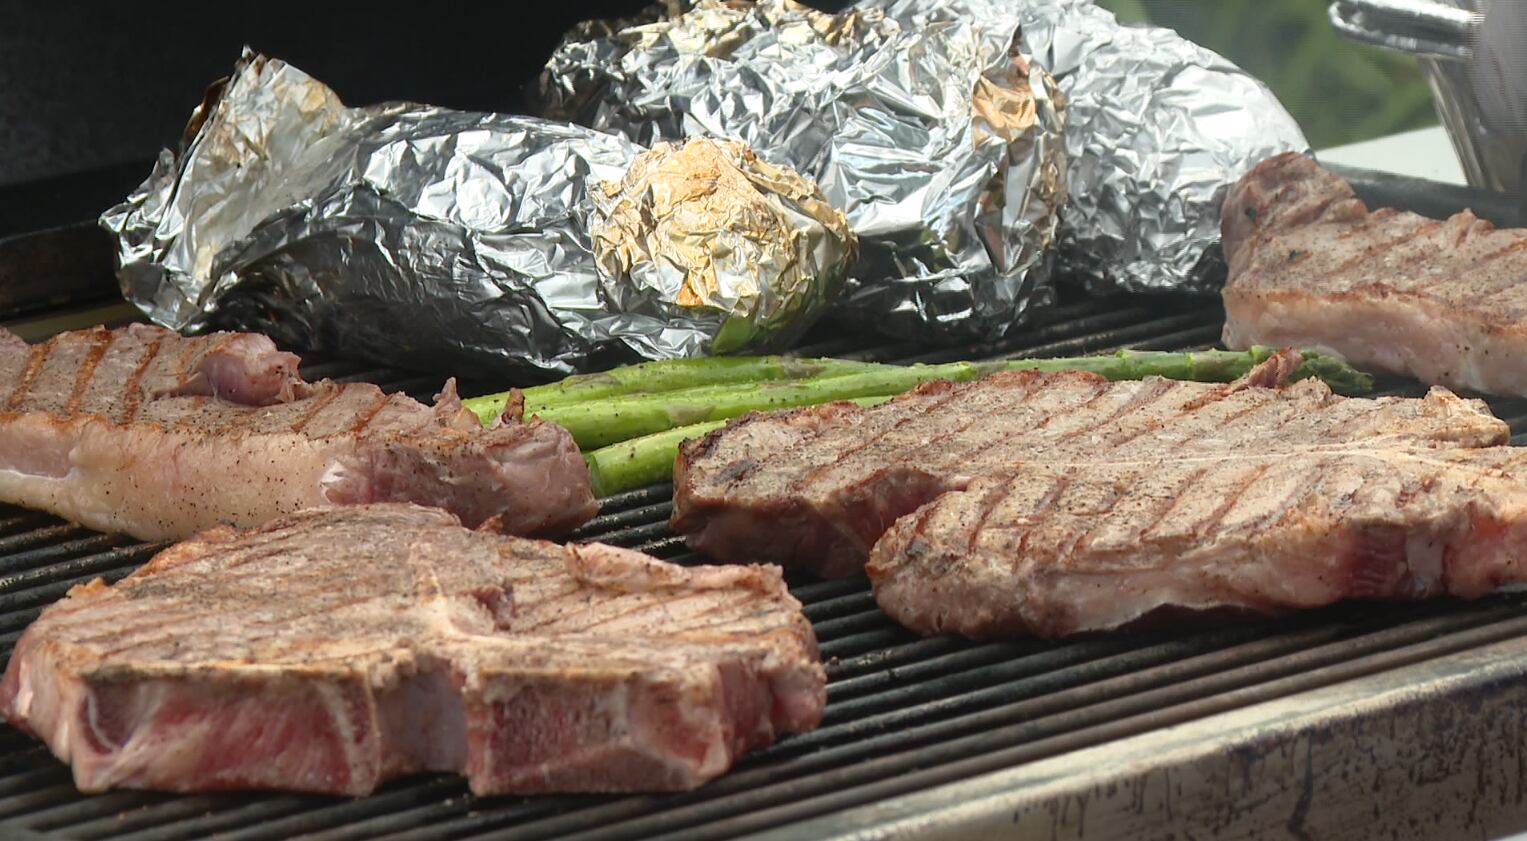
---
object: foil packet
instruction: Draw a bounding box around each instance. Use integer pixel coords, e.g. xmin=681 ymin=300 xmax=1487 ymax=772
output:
xmin=536 ymin=0 xmax=1067 ymax=344
xmin=868 ymin=0 xmax=1310 ymax=294
xmin=102 ymin=51 xmax=855 ymax=378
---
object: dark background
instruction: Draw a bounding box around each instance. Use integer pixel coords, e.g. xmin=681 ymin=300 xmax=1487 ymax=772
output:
xmin=0 ymin=1 xmax=1430 ymax=238
xmin=0 ymin=2 xmax=649 ymax=186
xmin=0 ymin=1 xmax=829 ymax=235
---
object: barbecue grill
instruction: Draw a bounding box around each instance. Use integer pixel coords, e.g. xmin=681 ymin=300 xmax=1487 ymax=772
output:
xmin=0 ymin=164 xmax=1524 ymax=841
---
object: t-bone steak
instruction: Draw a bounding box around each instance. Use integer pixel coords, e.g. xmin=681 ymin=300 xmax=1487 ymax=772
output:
xmin=0 ymin=504 xmax=824 ymax=795
xmin=672 ymin=354 xmax=1527 ymax=637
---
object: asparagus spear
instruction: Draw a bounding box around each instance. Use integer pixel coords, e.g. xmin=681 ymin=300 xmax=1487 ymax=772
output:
xmin=584 ymin=397 xmax=894 ymax=497
xmin=546 ymin=347 xmax=1372 ymax=449
xmin=540 ymin=372 xmax=914 ymax=449
xmin=463 ymin=355 xmax=886 ymax=425
xmin=585 ymin=421 xmax=727 ymax=498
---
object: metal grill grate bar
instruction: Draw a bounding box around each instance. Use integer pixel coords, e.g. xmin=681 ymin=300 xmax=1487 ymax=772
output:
xmin=89 ymin=796 xmax=322 ymax=841
xmin=538 ymin=603 xmax=1527 ymax=841
xmin=567 ymin=503 xmax=675 ymax=540
xmin=0 ymin=515 xmax=56 ymax=540
xmin=176 ymin=779 xmax=488 ymax=841
xmin=822 ymin=636 xmax=971 ymax=682
xmin=0 ymin=540 xmax=146 ymax=593
xmin=64 ymin=795 xmax=301 ymax=841
xmin=0 ymin=526 xmax=95 ymax=559
xmin=0 ymin=766 xmax=69 ymax=801
xmin=798 ymin=591 xmax=877 ymax=624
xmin=24 ymin=791 xmax=176 ymax=833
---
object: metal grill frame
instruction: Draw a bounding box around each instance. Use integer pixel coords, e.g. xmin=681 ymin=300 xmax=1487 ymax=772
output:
xmin=0 ymin=164 xmax=1520 ymax=841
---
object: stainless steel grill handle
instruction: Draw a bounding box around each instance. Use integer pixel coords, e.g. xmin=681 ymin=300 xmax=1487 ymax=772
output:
xmin=1328 ymin=0 xmax=1479 ymax=60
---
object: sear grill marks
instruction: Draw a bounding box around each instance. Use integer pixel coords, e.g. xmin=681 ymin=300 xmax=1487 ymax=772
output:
xmin=5 ymin=343 xmax=50 ymax=411
xmin=0 ymin=324 xmax=595 ymax=541
xmin=118 ymin=336 xmax=164 ymax=424
xmin=1221 ymin=152 xmax=1527 ymax=395
xmin=0 ymin=505 xmax=825 ymax=797
xmin=63 ymin=331 xmax=112 ymax=417
xmin=674 ymin=352 xmax=1527 ymax=638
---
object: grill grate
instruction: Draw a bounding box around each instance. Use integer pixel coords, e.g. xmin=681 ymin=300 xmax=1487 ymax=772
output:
xmin=0 ymin=292 xmax=1524 ymax=840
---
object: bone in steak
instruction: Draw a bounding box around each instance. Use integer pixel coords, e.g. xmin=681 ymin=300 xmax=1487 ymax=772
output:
xmin=0 ymin=324 xmax=595 ymax=541
xmin=671 ymin=352 xmax=1355 ymax=578
xmin=0 ymin=504 xmax=824 ymax=795
xmin=673 ymin=356 xmax=1527 ymax=637
xmin=1221 ymin=151 xmax=1527 ymax=396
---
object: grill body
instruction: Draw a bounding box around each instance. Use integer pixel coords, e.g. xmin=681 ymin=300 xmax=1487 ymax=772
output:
xmin=0 ymin=165 xmax=1521 ymax=840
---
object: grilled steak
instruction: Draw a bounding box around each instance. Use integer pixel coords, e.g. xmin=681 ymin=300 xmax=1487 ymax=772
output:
xmin=0 ymin=324 xmax=595 ymax=540
xmin=1221 ymin=151 xmax=1527 ymax=396
xmin=673 ymin=358 xmax=1527 ymax=636
xmin=0 ymin=504 xmax=824 ymax=796
xmin=869 ymin=431 xmax=1527 ymax=639
xmin=672 ymin=353 xmax=1504 ymax=578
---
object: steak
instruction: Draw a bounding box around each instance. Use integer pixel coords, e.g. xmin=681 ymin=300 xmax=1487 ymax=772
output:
xmin=869 ymin=435 xmax=1527 ymax=639
xmin=673 ymin=358 xmax=1527 ymax=636
xmin=0 ymin=504 xmax=824 ymax=796
xmin=0 ymin=324 xmax=595 ymax=541
xmin=1221 ymin=151 xmax=1527 ymax=396
xmin=671 ymin=353 xmax=1504 ymax=579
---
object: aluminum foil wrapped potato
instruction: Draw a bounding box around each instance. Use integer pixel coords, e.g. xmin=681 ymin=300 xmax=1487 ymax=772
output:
xmin=593 ymin=138 xmax=856 ymax=354
xmin=102 ymin=51 xmax=855 ymax=377
xmin=537 ymin=0 xmax=1067 ymax=344
xmin=870 ymin=0 xmax=1310 ymax=294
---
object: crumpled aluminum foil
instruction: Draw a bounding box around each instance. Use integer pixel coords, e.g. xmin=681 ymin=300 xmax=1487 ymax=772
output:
xmin=101 ymin=50 xmax=855 ymax=377
xmin=536 ymin=0 xmax=1067 ymax=344
xmin=868 ymin=0 xmax=1310 ymax=294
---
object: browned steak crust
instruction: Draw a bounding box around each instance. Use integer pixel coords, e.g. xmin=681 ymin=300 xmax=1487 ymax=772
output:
xmin=673 ymin=357 xmax=1527 ymax=638
xmin=0 ymin=325 xmax=595 ymax=540
xmin=1221 ymin=151 xmax=1527 ymax=395
xmin=0 ymin=504 xmax=824 ymax=795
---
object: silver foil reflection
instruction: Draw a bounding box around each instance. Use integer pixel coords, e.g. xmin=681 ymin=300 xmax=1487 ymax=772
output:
xmin=1332 ymin=0 xmax=1527 ymax=195
xmin=101 ymin=51 xmax=854 ymax=377
xmin=870 ymin=0 xmax=1310 ymax=294
xmin=537 ymin=0 xmax=1067 ymax=344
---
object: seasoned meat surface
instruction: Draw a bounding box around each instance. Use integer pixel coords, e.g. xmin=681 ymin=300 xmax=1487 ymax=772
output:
xmin=673 ymin=356 xmax=1527 ymax=637
xmin=0 ymin=504 xmax=824 ymax=795
xmin=0 ymin=325 xmax=596 ymax=540
xmin=1221 ymin=151 xmax=1527 ymax=396
xmin=869 ymin=439 xmax=1527 ymax=638
xmin=672 ymin=354 xmax=1504 ymax=578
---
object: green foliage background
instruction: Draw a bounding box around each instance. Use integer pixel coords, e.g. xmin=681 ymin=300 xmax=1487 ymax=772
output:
xmin=1096 ymin=0 xmax=1439 ymax=148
